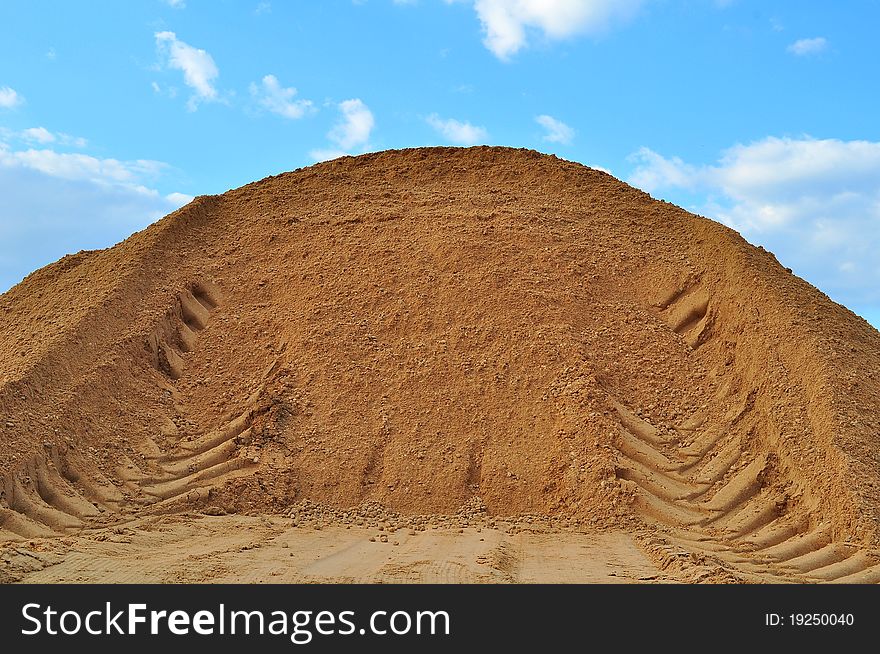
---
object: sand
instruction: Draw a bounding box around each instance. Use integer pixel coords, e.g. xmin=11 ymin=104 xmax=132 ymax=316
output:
xmin=1 ymin=146 xmax=879 ymax=583
xmin=3 ymin=514 xmax=667 ymax=584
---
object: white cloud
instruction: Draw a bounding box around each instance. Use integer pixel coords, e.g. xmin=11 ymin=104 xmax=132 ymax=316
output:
xmin=21 ymin=127 xmax=55 ymax=144
xmin=164 ymin=0 xmax=186 ymax=8
xmin=787 ymin=37 xmax=828 ymax=56
xmin=250 ymin=75 xmax=313 ymax=119
xmin=254 ymin=1 xmax=271 ymax=14
xmin=472 ymin=0 xmax=644 ymax=60
xmin=14 ymin=127 xmax=87 ymax=149
xmin=329 ymin=99 xmax=375 ymax=150
xmin=166 ymin=192 xmax=194 ymax=206
xmin=535 ymin=114 xmax=574 ymax=145
xmin=426 ymin=114 xmax=488 ymax=145
xmin=0 ymin=141 xmax=171 ymax=194
xmin=628 ymin=146 xmax=698 ymax=192
xmin=627 ymin=136 xmax=880 ymax=309
xmin=59 ymin=134 xmax=88 ymax=148
xmin=308 ymin=99 xmax=375 ymax=162
xmin=154 ymin=31 xmax=219 ymax=110
xmin=0 ymin=86 xmax=23 ymax=109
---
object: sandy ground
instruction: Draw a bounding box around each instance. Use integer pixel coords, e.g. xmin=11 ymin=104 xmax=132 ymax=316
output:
xmin=1 ymin=514 xmax=670 ymax=584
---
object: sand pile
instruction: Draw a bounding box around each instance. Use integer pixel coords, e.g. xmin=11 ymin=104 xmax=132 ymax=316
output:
xmin=1 ymin=146 xmax=879 ymax=582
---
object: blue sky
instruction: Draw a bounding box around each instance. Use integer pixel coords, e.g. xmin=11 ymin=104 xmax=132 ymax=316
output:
xmin=1 ymin=0 xmax=878 ymax=327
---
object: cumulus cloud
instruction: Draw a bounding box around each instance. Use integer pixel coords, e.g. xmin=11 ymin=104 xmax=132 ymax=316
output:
xmin=788 ymin=37 xmax=828 ymax=56
xmin=154 ymin=31 xmax=219 ymax=110
xmin=535 ymin=114 xmax=574 ymax=145
xmin=329 ymin=99 xmax=375 ymax=150
xmin=472 ymin=0 xmax=644 ymax=60
xmin=627 ymin=136 xmax=880 ymax=311
xmin=0 ymin=86 xmax=23 ymax=109
xmin=250 ymin=74 xmax=314 ymax=119
xmin=426 ymin=114 xmax=488 ymax=145
xmin=309 ymin=99 xmax=375 ymax=161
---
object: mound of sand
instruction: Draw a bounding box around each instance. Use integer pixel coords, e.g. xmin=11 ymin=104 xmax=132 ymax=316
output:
xmin=1 ymin=147 xmax=879 ymax=582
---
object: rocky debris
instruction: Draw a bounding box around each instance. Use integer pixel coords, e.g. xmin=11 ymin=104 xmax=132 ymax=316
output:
xmin=285 ymin=497 xmax=589 ymax=534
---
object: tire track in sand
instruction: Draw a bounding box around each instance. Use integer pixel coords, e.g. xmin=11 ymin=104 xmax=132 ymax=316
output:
xmin=610 ymin=282 xmax=880 ymax=583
